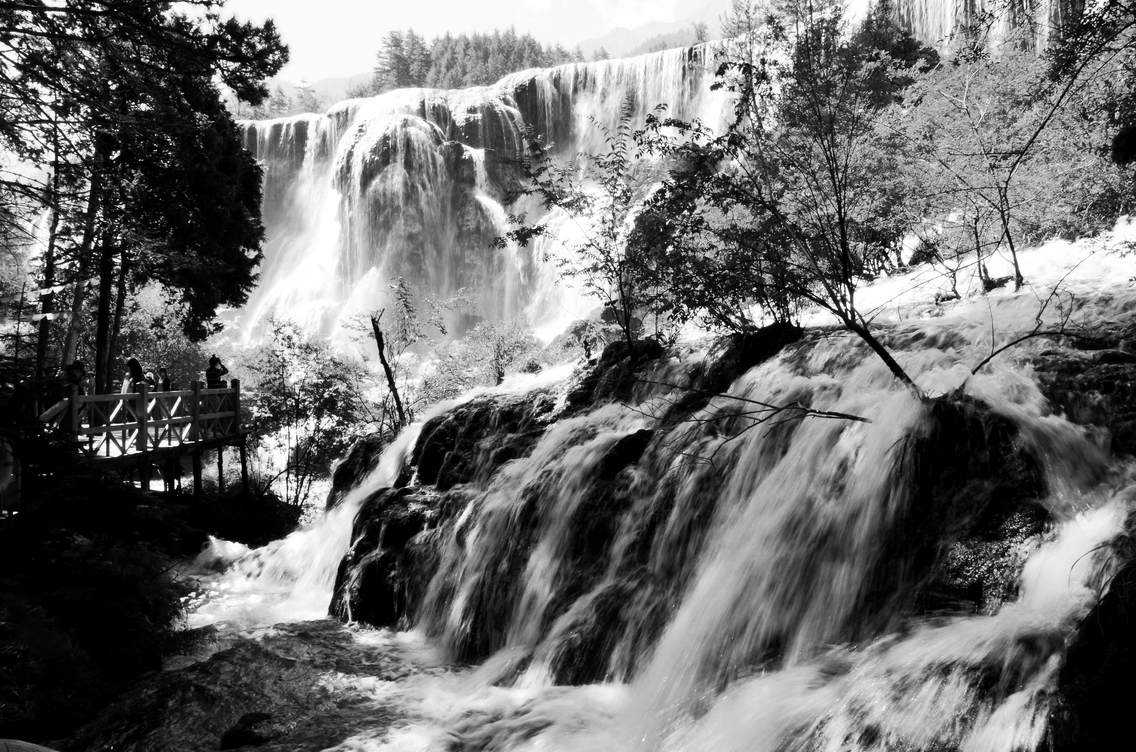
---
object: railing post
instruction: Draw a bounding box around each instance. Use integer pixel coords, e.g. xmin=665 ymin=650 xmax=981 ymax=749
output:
xmin=230 ymin=378 xmax=241 ymax=436
xmin=68 ymin=386 xmax=81 ymax=440
xmin=189 ymin=381 xmax=202 ymax=442
xmin=137 ymin=384 xmax=148 ymax=454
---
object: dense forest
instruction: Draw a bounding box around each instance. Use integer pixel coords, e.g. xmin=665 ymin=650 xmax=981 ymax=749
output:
xmin=236 ymin=28 xmax=592 ymax=118
xmin=368 ymin=28 xmax=587 ymax=93
xmin=0 ymin=0 xmax=293 ymax=740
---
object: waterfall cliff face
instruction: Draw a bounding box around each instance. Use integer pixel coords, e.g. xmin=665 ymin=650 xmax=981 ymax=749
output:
xmin=238 ymin=1 xmax=1085 ymax=347
xmin=894 ymin=0 xmax=1084 ymax=48
xmin=239 ymin=47 xmax=721 ymax=344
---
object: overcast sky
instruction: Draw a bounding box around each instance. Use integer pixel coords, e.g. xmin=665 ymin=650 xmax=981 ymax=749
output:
xmin=226 ymin=0 xmax=708 ymax=81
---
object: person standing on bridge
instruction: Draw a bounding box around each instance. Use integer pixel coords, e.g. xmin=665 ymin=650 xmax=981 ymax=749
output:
xmin=122 ymin=358 xmax=146 ymax=394
xmin=205 ymin=355 xmax=228 ymax=389
xmin=157 ymin=368 xmax=171 ymax=391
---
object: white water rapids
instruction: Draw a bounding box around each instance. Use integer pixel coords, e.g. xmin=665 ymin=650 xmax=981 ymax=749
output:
xmin=178 ymin=231 xmax=1136 ymax=752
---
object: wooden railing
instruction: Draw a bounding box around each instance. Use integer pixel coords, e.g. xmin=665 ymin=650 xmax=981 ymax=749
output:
xmin=41 ymin=380 xmax=242 ymax=460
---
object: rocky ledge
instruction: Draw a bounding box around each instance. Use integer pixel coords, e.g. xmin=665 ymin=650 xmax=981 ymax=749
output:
xmin=328 ymin=325 xmax=1075 ymax=686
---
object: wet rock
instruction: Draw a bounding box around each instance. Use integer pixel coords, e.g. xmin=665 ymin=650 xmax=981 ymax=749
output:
xmin=926 ymin=505 xmax=1050 ymax=614
xmin=697 ymin=323 xmax=803 ymax=395
xmin=1035 ymin=349 xmax=1136 ymax=457
xmin=543 ymin=576 xmax=644 ymax=685
xmin=661 ymin=323 xmax=804 ymax=422
xmin=65 ymin=623 xmax=404 ymax=752
xmin=412 ymin=393 xmax=555 ymax=491
xmin=330 ymin=488 xmax=440 ymax=628
xmin=1048 ymin=556 xmax=1136 ymax=752
xmin=219 ymin=712 xmax=279 ymax=749
xmin=565 ymin=338 xmax=666 ymax=410
xmin=1047 ymin=509 xmax=1136 ymax=752
xmin=326 ymin=433 xmax=388 ymax=510
xmin=596 ymin=429 xmax=654 ymax=480
xmin=861 ymin=396 xmax=1049 ymax=628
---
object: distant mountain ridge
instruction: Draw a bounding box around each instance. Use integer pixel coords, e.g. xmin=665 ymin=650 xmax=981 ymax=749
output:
xmin=578 ymin=0 xmax=731 ymax=57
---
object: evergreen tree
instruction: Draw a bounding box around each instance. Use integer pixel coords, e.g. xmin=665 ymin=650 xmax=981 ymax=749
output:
xmin=0 ymin=0 xmax=286 ymax=391
xmin=295 ymin=81 xmax=324 ymax=113
xmin=268 ymin=86 xmax=292 ymax=117
xmin=374 ymin=30 xmax=408 ymax=91
xmin=372 ymin=28 xmax=585 ymax=91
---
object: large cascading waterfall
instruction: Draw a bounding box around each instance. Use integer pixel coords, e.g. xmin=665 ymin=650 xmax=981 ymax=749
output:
xmin=238 ymin=47 xmax=724 ymax=345
xmin=893 ymin=0 xmax=1084 ymax=48
xmin=215 ymin=241 xmax=1132 ymax=749
xmin=177 ymin=226 xmax=1136 ymax=751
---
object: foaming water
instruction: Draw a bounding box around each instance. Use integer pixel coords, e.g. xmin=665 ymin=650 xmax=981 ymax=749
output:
xmin=190 ymin=364 xmax=578 ymax=629
xmin=182 ymin=243 xmax=1135 ymax=750
xmin=308 ymin=485 xmax=1125 ymax=752
xmin=189 ymin=424 xmax=423 ymax=628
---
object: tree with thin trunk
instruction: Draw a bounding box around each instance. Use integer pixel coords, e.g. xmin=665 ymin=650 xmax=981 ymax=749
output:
xmin=370 ymin=312 xmax=407 ymax=430
xmin=639 ymin=0 xmax=936 ymax=394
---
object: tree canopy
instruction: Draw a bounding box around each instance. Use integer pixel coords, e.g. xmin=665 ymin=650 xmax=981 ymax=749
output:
xmin=370 ymin=28 xmax=583 ymax=93
xmin=0 ymin=0 xmax=286 ymax=390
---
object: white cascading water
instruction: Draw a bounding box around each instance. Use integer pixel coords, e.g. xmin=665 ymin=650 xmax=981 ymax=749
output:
xmin=238 ymin=46 xmax=729 ymax=345
xmin=893 ymin=0 xmax=1083 ymax=48
xmin=189 ymin=420 xmax=424 ymax=627
xmin=189 ymin=227 xmax=1136 ymax=751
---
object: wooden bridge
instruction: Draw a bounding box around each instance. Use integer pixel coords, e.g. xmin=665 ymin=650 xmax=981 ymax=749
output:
xmin=40 ymin=380 xmax=248 ymax=495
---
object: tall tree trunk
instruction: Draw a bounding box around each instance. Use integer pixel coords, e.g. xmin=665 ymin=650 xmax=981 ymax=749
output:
xmin=998 ymin=191 xmax=1024 ymax=291
xmin=93 ymin=236 xmax=117 ymax=394
xmin=972 ymin=216 xmax=990 ymax=289
xmin=35 ymin=122 xmax=62 ymax=378
xmin=35 ymin=204 xmax=60 ymax=379
xmin=107 ymin=246 xmax=129 ymax=377
xmin=62 ymin=136 xmax=108 ymax=365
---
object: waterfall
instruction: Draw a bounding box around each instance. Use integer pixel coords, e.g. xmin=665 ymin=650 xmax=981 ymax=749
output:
xmin=187 ymin=228 xmax=1136 ymax=750
xmin=237 ymin=0 xmax=1083 ymax=349
xmin=171 ymin=4 xmax=1130 ymax=747
xmin=238 ymin=47 xmax=725 ymax=345
xmin=892 ymin=0 xmax=1084 ymax=48
xmin=187 ymin=420 xmax=424 ymax=628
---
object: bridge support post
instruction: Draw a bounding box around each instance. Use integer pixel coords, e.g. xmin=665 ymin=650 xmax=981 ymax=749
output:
xmin=68 ymin=386 xmax=80 ymax=440
xmin=192 ymin=451 xmax=203 ymax=500
xmin=239 ymin=442 xmax=249 ymax=495
xmin=217 ymin=448 xmax=225 ymax=494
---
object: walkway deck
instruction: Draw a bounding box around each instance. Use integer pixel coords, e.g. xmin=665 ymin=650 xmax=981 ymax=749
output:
xmin=40 ymin=380 xmax=247 ymax=494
